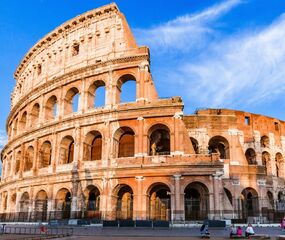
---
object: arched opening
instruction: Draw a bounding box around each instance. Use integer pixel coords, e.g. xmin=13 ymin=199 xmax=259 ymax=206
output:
xmin=261 ymin=135 xmax=269 ymax=148
xmin=10 ymin=193 xmax=17 ymax=212
xmin=241 ymin=188 xmax=259 ymax=219
xmin=39 ymin=141 xmax=52 ymax=168
xmin=34 ymin=190 xmax=48 ymax=222
xmin=208 ymin=136 xmax=230 ymax=159
xmin=277 ymin=192 xmax=285 ymax=211
xmin=19 ymin=192 xmax=29 ymax=221
xmin=83 ymin=131 xmax=102 ymax=161
xmin=64 ymin=87 xmax=80 ymax=114
xmin=13 ymin=118 xmax=18 ymax=136
xmin=87 ymin=80 xmax=105 ymax=108
xmin=148 ymin=183 xmax=171 ymax=221
xmin=113 ymin=127 xmax=135 ymax=158
xmin=15 ymin=151 xmax=21 ymax=174
xmin=5 ymin=157 xmax=11 ymax=177
xmin=262 ymin=151 xmax=271 ymax=175
xmin=224 ymin=187 xmax=233 ymax=205
xmin=190 ymin=137 xmax=199 ymax=154
xmin=84 ymin=185 xmax=100 ymax=219
xmin=117 ymin=74 xmax=136 ymax=103
xmin=19 ymin=111 xmax=27 ymax=131
xmin=184 ymin=182 xmax=209 ymax=220
xmin=45 ymin=95 xmax=58 ymax=120
xmin=55 ymin=188 xmax=71 ymax=219
xmin=59 ymin=136 xmax=74 ymax=164
xmin=276 ymin=153 xmax=284 ymax=177
xmin=245 ymin=148 xmax=257 ymax=165
xmin=30 ymin=103 xmax=40 ymax=126
xmin=149 ymin=124 xmax=170 ymax=156
xmin=24 ymin=146 xmax=34 ymax=172
xmin=3 ymin=194 xmax=7 ymax=211
xmin=267 ymin=191 xmax=274 ymax=209
xmin=115 ymin=185 xmax=133 ymax=220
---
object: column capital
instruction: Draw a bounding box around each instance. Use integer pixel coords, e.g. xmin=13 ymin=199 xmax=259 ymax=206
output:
xmin=173 ymin=174 xmax=182 ymax=180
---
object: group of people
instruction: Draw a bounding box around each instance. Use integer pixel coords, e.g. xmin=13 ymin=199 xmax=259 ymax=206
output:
xmin=230 ymin=224 xmax=255 ymax=238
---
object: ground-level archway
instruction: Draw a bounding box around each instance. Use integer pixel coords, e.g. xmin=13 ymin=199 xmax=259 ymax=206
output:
xmin=34 ymin=190 xmax=48 ymax=222
xmin=148 ymin=183 xmax=171 ymax=221
xmin=184 ymin=182 xmax=209 ymax=220
xmin=240 ymin=188 xmax=259 ymax=219
xmin=84 ymin=185 xmax=100 ymax=219
xmin=55 ymin=188 xmax=72 ymax=220
xmin=115 ymin=185 xmax=133 ymax=220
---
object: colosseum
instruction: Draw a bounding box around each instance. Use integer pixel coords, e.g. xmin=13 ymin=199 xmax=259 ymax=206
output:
xmin=0 ymin=3 xmax=285 ymax=224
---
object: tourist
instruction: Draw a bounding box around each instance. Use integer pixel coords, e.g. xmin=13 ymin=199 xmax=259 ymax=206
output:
xmin=230 ymin=224 xmax=237 ymax=237
xmin=245 ymin=223 xmax=255 ymax=237
xmin=237 ymin=226 xmax=243 ymax=237
xmin=281 ymin=216 xmax=285 ymax=230
xmin=200 ymin=224 xmax=210 ymax=238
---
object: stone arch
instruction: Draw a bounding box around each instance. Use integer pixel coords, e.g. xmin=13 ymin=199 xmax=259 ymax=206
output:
xmin=240 ymin=187 xmax=259 ymax=218
xmin=148 ymin=124 xmax=170 ymax=156
xmin=190 ymin=137 xmax=199 ymax=154
xmin=184 ymin=182 xmax=209 ymax=220
xmin=39 ymin=141 xmax=52 ymax=168
xmin=15 ymin=150 xmax=21 ymax=174
xmin=87 ymin=80 xmax=106 ymax=108
xmin=114 ymin=184 xmax=133 ymax=220
xmin=3 ymin=194 xmax=8 ymax=211
xmin=262 ymin=151 xmax=271 ymax=175
xmin=59 ymin=136 xmax=74 ymax=164
xmin=117 ymin=74 xmax=136 ymax=103
xmin=20 ymin=192 xmax=30 ymax=211
xmin=275 ymin=153 xmax=284 ymax=177
xmin=19 ymin=111 xmax=27 ymax=131
xmin=267 ymin=191 xmax=274 ymax=209
xmin=261 ymin=135 xmax=270 ymax=148
xmin=83 ymin=131 xmax=102 ymax=161
xmin=34 ymin=190 xmax=48 ymax=222
xmin=64 ymin=87 xmax=80 ymax=114
xmin=5 ymin=156 xmax=11 ymax=177
xmin=245 ymin=148 xmax=257 ymax=165
xmin=113 ymin=127 xmax=135 ymax=158
xmin=208 ymin=135 xmax=230 ymax=159
xmin=55 ymin=188 xmax=72 ymax=219
xmin=13 ymin=118 xmax=18 ymax=136
xmin=83 ymin=185 xmax=101 ymax=219
xmin=10 ymin=193 xmax=17 ymax=212
xmin=45 ymin=95 xmax=58 ymax=120
xmin=24 ymin=146 xmax=34 ymax=172
xmin=148 ymin=182 xmax=171 ymax=221
xmin=30 ymin=103 xmax=40 ymax=126
xmin=277 ymin=191 xmax=285 ymax=211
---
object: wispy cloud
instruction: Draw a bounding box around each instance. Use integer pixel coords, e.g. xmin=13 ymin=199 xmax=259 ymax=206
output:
xmin=169 ymin=14 xmax=285 ymax=108
xmin=135 ymin=0 xmax=285 ymax=112
xmin=134 ymin=0 xmax=242 ymax=52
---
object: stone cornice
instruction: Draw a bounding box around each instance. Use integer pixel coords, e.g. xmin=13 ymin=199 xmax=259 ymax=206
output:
xmin=14 ymin=2 xmax=119 ymax=80
xmin=7 ymin=53 xmax=149 ymax=128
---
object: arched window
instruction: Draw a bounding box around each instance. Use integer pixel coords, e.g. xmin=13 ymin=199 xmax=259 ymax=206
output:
xmin=113 ymin=127 xmax=135 ymax=158
xmin=276 ymin=153 xmax=284 ymax=177
xmin=208 ymin=136 xmax=230 ymax=159
xmin=117 ymin=74 xmax=136 ymax=103
xmin=245 ymin=148 xmax=257 ymax=165
xmin=13 ymin=118 xmax=18 ymax=136
xmin=87 ymin=80 xmax=105 ymax=108
xmin=24 ymin=146 xmax=34 ymax=172
xmin=262 ymin=151 xmax=271 ymax=175
xmin=261 ymin=135 xmax=269 ymax=148
xmin=45 ymin=95 xmax=58 ymax=120
xmin=15 ymin=151 xmax=21 ymax=174
xmin=30 ymin=103 xmax=40 ymax=126
xmin=83 ymin=131 xmax=103 ymax=161
xmin=64 ymin=87 xmax=80 ymax=114
xmin=39 ymin=141 xmax=52 ymax=168
xmin=59 ymin=136 xmax=74 ymax=164
xmin=19 ymin=111 xmax=27 ymax=131
xmin=190 ymin=137 xmax=199 ymax=154
xmin=35 ymin=190 xmax=48 ymax=222
xmin=149 ymin=124 xmax=170 ymax=156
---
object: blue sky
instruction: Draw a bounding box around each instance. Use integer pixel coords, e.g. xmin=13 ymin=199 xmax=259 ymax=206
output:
xmin=1 ymin=0 xmax=285 ymax=148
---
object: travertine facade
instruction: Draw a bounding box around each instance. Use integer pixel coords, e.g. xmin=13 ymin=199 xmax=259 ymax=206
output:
xmin=1 ymin=3 xmax=285 ymax=223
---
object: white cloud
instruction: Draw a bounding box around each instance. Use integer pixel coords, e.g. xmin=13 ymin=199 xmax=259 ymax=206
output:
xmin=134 ymin=0 xmax=242 ymax=52
xmin=171 ymin=14 xmax=285 ymax=108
